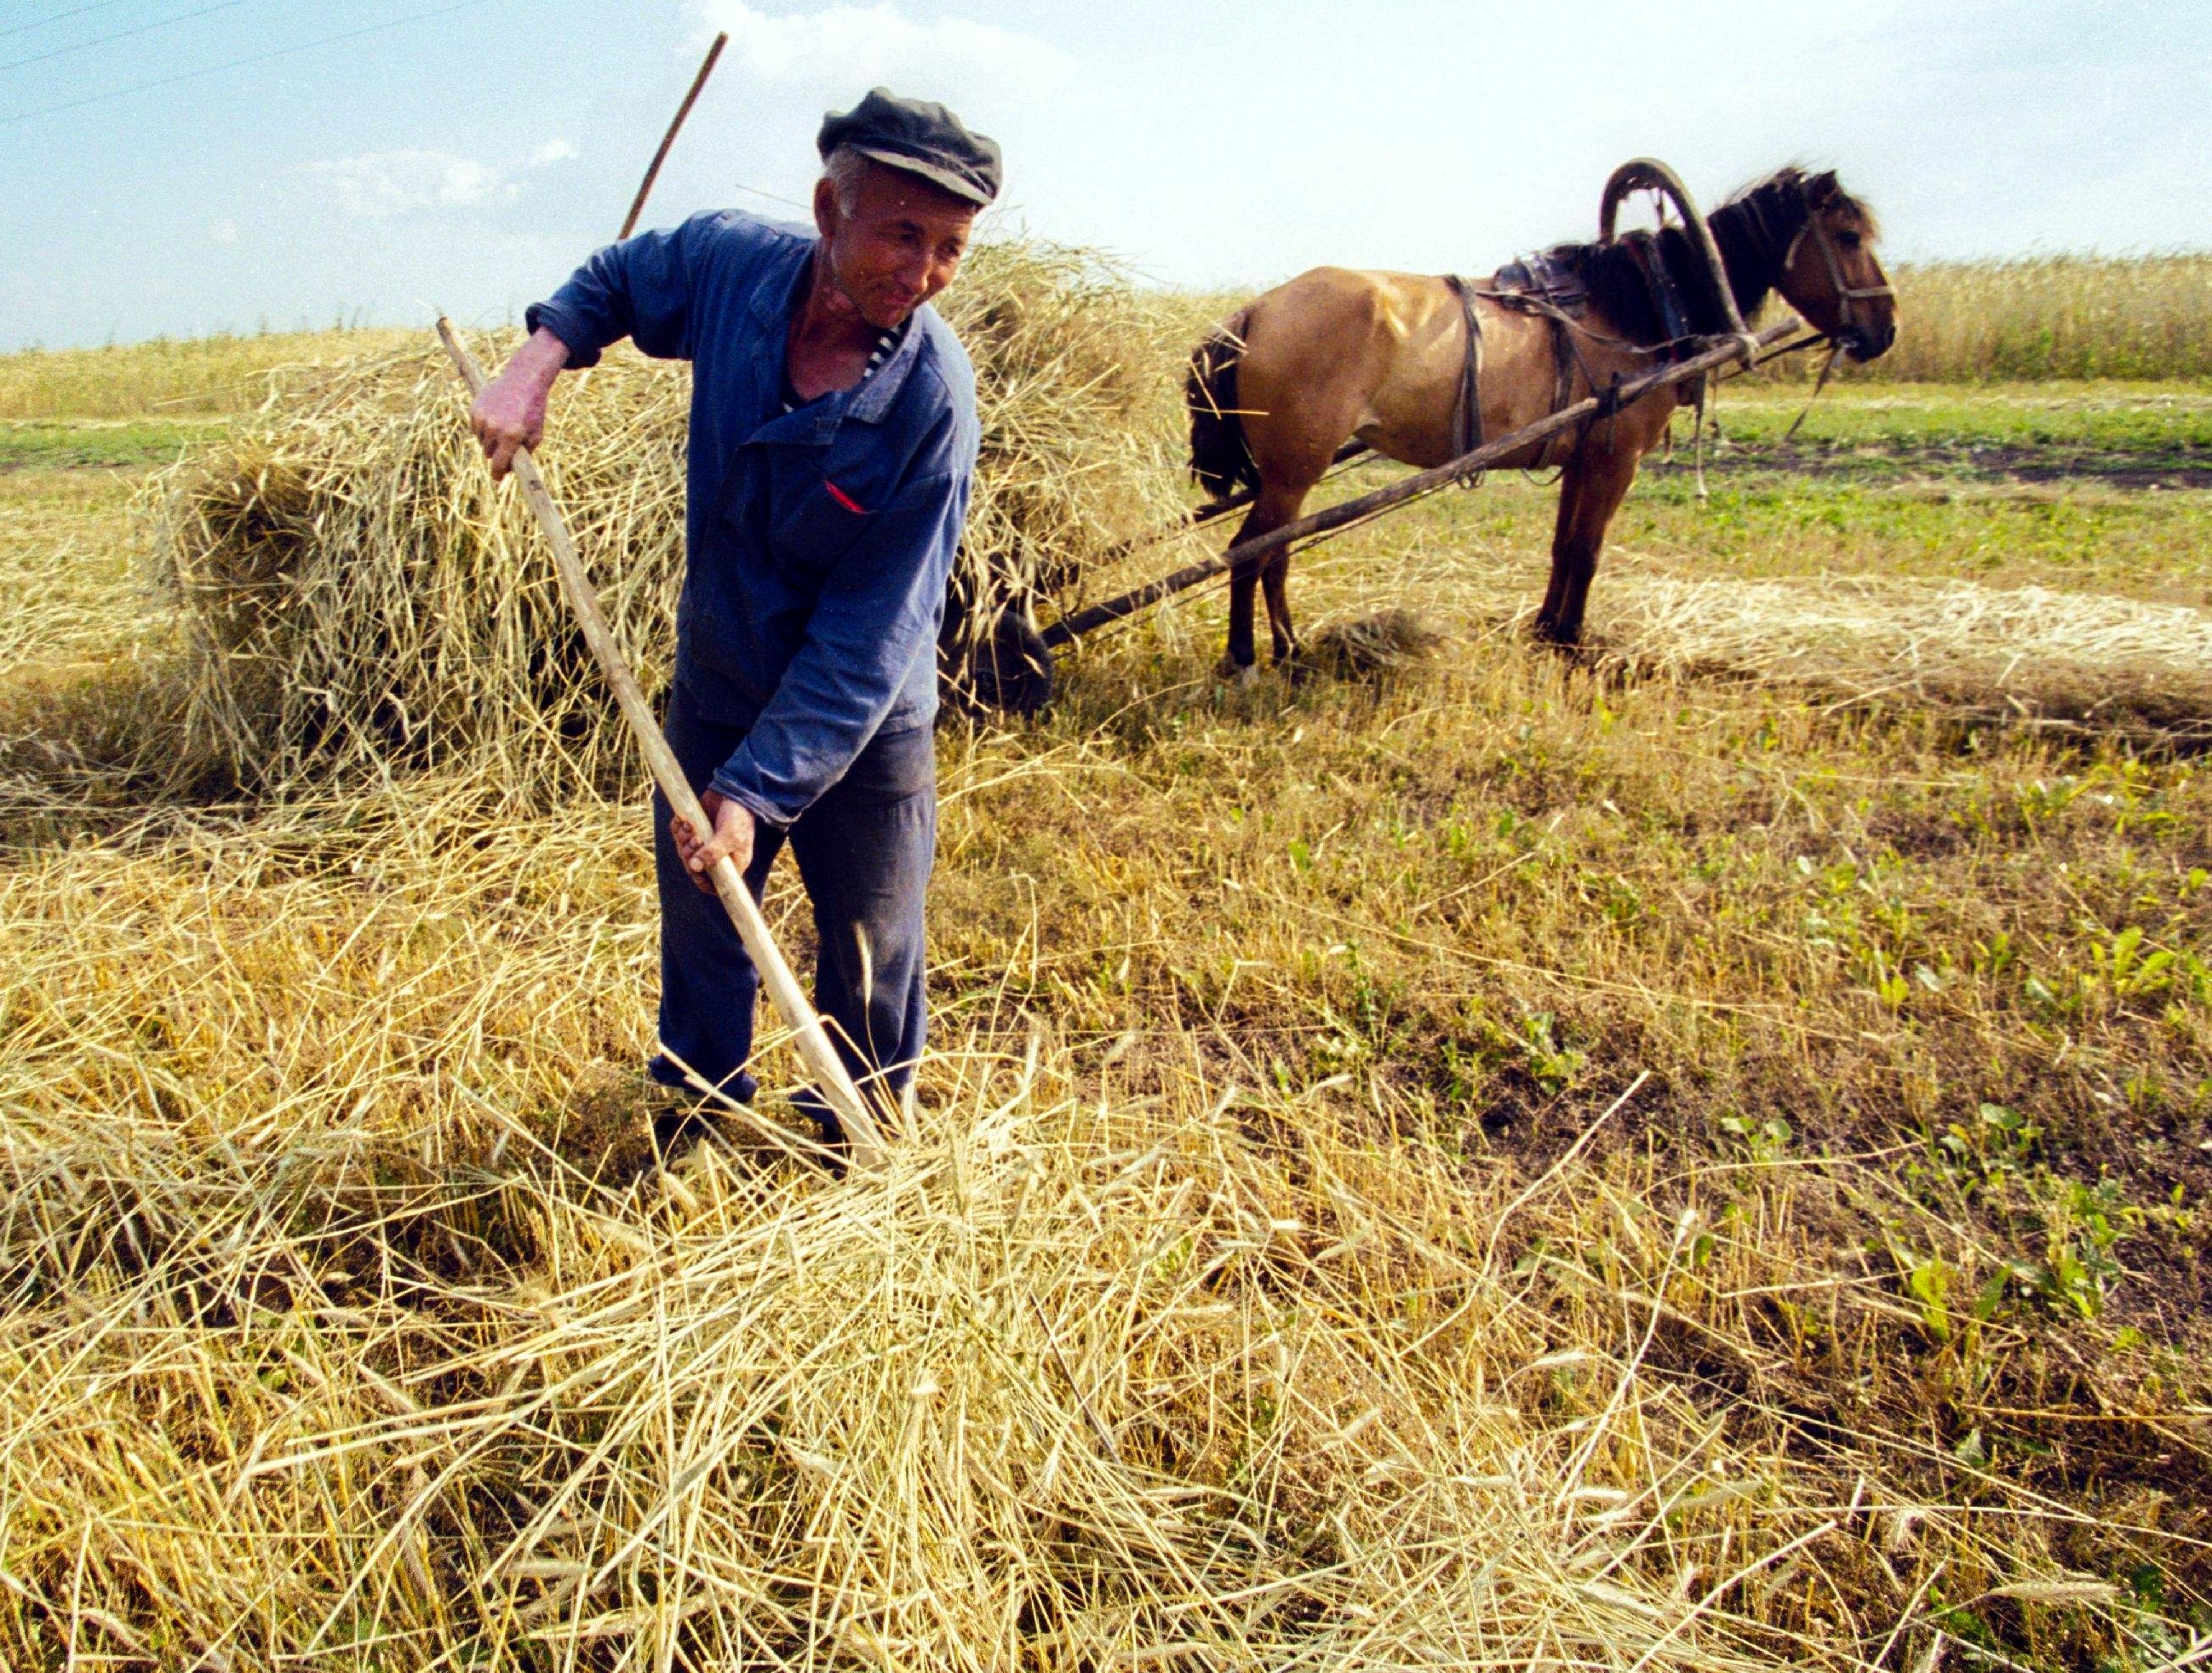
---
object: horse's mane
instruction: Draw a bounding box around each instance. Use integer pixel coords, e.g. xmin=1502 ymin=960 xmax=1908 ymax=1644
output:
xmin=1544 ymin=166 xmax=1871 ymax=347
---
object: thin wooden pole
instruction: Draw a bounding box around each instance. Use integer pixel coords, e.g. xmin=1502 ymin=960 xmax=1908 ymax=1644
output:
xmin=618 ymin=31 xmax=727 ymax=241
xmin=1041 ymin=319 xmax=1805 ymax=650
xmin=573 ymin=32 xmax=729 ymax=397
xmin=437 ymin=319 xmax=891 ymax=1171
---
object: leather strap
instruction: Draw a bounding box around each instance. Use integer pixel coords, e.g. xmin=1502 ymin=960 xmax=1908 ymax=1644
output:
xmin=1535 ymin=311 xmax=1579 ymax=470
xmin=1442 ymin=274 xmax=1486 ymax=461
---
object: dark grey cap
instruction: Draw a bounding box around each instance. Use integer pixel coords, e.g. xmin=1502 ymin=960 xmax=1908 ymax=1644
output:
xmin=817 ymin=88 xmax=1001 ymax=207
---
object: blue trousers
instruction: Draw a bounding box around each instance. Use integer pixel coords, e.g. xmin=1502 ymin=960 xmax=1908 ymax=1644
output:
xmin=650 ymin=681 xmax=936 ymax=1120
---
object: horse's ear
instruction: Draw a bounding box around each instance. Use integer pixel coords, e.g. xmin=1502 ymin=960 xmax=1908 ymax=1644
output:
xmin=1806 ymin=170 xmax=1842 ymax=209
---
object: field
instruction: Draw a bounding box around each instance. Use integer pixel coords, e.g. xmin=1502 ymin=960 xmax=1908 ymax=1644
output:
xmin=3 ymin=263 xmax=2210 ymax=1671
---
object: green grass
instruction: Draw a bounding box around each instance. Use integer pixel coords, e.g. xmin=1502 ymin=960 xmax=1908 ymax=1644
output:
xmin=1717 ymin=381 xmax=2212 ymax=455
xmin=1248 ymin=399 xmax=2212 ymax=611
xmin=0 ymin=419 xmax=226 ymax=472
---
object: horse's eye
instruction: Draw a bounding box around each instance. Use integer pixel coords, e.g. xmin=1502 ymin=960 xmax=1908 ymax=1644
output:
xmin=1837 ymin=230 xmax=1863 ymax=251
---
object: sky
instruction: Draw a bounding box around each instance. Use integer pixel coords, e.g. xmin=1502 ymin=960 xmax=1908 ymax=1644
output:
xmin=3 ymin=0 xmax=2208 ymax=351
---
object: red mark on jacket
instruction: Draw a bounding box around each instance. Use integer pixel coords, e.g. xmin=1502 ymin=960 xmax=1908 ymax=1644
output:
xmin=822 ymin=478 xmax=867 ymax=515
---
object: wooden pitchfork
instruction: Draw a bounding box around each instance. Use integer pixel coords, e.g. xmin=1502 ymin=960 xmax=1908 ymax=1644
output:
xmin=436 ymin=318 xmax=893 ymax=1172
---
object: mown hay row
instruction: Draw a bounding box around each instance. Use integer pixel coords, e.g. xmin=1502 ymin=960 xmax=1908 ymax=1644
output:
xmin=146 ymin=240 xmax=1197 ymax=798
xmin=1596 ymin=574 xmax=2212 ymax=737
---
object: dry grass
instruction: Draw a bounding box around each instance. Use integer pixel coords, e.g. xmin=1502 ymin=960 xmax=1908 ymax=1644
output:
xmin=0 ymin=328 xmax=419 ymax=421
xmin=1869 ymin=256 xmax=2212 ymax=384
xmin=2 ymin=761 xmax=2198 ymax=1670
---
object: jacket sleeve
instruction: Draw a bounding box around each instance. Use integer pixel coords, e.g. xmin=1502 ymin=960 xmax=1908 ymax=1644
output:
xmin=524 ymin=211 xmax=722 ymax=367
xmin=709 ymin=467 xmax=967 ymax=826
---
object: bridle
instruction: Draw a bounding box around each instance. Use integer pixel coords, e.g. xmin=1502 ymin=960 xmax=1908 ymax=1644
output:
xmin=1774 ymin=184 xmax=1895 ymax=443
xmin=1782 ymin=186 xmax=1894 ymax=342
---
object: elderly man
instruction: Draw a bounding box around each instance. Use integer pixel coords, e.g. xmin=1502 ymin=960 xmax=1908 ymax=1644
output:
xmin=470 ymin=89 xmax=1000 ymax=1152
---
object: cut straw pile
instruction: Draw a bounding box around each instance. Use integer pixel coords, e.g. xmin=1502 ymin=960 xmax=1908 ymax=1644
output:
xmin=1596 ymin=574 xmax=2212 ymax=738
xmin=146 ymin=239 xmax=1193 ymax=797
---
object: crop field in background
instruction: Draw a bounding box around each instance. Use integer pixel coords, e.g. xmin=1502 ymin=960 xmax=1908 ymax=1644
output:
xmin=2 ymin=256 xmax=2210 ymax=1671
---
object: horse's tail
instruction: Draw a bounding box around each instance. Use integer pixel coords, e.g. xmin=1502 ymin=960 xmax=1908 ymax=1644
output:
xmin=1186 ymin=312 xmax=1260 ymax=501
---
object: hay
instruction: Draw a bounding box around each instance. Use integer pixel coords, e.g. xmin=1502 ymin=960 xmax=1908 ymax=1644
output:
xmin=1595 ymin=575 xmax=2212 ymax=738
xmin=1304 ymin=607 xmax=1447 ymax=679
xmin=148 ymin=239 xmax=1191 ymax=796
xmin=0 ymin=765 xmax=1964 ymax=1670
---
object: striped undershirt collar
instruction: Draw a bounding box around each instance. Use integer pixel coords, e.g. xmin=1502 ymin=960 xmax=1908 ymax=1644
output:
xmin=782 ymin=319 xmax=908 ymax=415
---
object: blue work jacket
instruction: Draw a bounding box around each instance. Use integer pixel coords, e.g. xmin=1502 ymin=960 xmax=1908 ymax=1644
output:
xmin=525 ymin=210 xmax=977 ymax=828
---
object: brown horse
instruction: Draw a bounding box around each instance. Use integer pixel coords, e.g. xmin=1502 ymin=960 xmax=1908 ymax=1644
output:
xmin=1186 ymin=166 xmax=1897 ymax=676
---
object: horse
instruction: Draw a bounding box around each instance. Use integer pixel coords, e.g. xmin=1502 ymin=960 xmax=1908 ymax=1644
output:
xmin=1184 ymin=165 xmax=1897 ymax=677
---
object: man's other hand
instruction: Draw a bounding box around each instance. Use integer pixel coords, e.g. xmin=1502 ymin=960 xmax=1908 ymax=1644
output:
xmin=469 ymin=327 xmax=570 ymax=481
xmin=673 ymin=789 xmax=756 ymax=894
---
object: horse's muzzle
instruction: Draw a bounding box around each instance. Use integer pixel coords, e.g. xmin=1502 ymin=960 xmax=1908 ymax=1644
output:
xmin=1842 ymin=320 xmax=1896 ymax=362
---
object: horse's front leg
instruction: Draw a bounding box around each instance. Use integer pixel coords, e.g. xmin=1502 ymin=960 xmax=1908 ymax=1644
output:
xmin=1534 ymin=443 xmax=1642 ymax=647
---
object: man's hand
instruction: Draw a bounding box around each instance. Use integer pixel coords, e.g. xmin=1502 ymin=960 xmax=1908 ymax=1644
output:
xmin=469 ymin=327 xmax=570 ymax=481
xmin=673 ymin=789 xmax=756 ymax=895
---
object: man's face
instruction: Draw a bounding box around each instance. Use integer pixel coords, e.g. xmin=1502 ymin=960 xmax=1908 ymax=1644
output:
xmin=814 ymin=162 xmax=978 ymax=330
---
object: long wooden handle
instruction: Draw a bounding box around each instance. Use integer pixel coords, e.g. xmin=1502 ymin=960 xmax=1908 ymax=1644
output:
xmin=437 ymin=319 xmax=891 ymax=1170
xmin=1042 ymin=318 xmax=1802 ymax=649
xmin=618 ymin=31 xmax=727 ymax=242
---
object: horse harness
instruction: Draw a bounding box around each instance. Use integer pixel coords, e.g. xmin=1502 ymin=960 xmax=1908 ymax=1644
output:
xmin=1441 ymin=275 xmax=1486 ymax=470
xmin=1452 ymin=251 xmax=1595 ymax=473
xmin=1450 ymin=218 xmax=1758 ymax=475
xmin=1435 ymin=171 xmax=1882 ymax=481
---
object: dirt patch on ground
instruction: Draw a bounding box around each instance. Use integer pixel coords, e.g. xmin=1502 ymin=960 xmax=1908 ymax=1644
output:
xmin=1649 ymin=439 xmax=2212 ymax=490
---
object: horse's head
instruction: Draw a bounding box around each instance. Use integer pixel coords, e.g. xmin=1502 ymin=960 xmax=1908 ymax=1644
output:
xmin=1776 ymin=171 xmax=1897 ymax=361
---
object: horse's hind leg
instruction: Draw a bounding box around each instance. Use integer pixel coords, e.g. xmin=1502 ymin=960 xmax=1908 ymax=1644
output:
xmin=1261 ymin=550 xmax=1298 ymax=671
xmin=1219 ymin=481 xmax=1317 ymax=682
xmin=1221 ymin=522 xmax=1264 ymax=682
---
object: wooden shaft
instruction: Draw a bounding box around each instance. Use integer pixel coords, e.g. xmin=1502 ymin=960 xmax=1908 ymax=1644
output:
xmin=437 ymin=319 xmax=891 ymax=1170
xmin=1090 ymin=441 xmax=1372 ymax=570
xmin=617 ymin=32 xmax=728 ymax=242
xmin=1041 ymin=320 xmax=1802 ymax=650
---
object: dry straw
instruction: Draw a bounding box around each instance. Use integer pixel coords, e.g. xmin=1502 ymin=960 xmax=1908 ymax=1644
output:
xmin=0 ymin=763 xmax=2100 ymax=1669
xmin=1595 ymin=574 xmax=2212 ymax=739
xmin=146 ymin=240 xmax=1194 ymax=798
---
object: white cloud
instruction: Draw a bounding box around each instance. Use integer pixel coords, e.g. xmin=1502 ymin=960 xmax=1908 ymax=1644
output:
xmin=529 ymin=139 xmax=579 ymax=167
xmin=304 ymin=150 xmax=519 ymax=218
xmin=697 ymin=1 xmax=1069 ymax=90
xmin=208 ymin=218 xmax=238 ymax=245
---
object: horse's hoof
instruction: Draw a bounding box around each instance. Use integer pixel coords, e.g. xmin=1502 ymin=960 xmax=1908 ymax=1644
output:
xmin=1277 ymin=651 xmax=1314 ymax=686
xmin=1215 ymin=657 xmax=1259 ymax=689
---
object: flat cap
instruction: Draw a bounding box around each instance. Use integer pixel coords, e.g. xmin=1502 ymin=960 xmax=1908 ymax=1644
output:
xmin=817 ymin=88 xmax=1001 ymax=207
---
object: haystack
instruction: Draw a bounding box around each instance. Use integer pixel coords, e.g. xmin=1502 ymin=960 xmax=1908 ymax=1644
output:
xmin=149 ymin=239 xmax=1191 ymax=796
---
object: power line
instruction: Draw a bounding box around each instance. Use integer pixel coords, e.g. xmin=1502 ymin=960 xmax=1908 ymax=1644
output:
xmin=0 ymin=0 xmax=135 ymax=45
xmin=0 ymin=0 xmax=495 ymax=125
xmin=0 ymin=0 xmax=251 ymax=76
xmin=734 ymin=181 xmax=812 ymax=213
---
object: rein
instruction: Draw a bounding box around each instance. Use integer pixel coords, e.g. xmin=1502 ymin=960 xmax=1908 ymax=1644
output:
xmin=1783 ymin=340 xmax=1844 ymax=444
